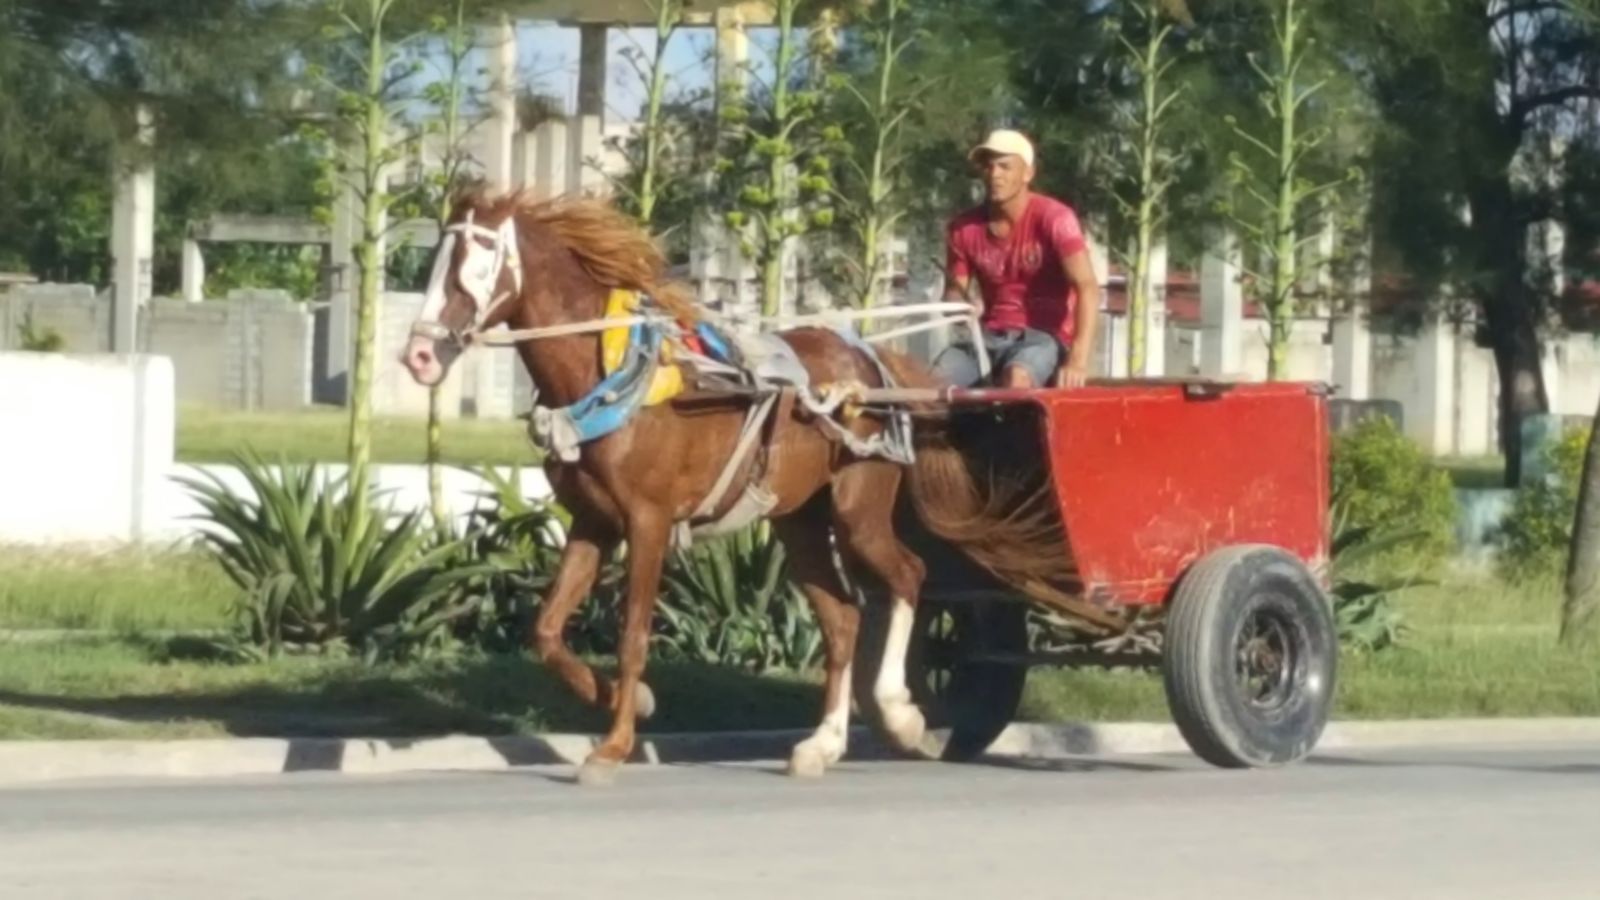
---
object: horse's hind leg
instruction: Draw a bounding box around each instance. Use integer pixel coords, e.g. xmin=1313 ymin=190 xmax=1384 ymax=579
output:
xmin=771 ymin=502 xmax=861 ymax=778
xmin=831 ymin=461 xmax=929 ymax=755
xmin=530 ymin=518 xmax=655 ymax=720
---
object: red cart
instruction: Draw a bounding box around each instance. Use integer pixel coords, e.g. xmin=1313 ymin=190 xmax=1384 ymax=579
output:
xmin=852 ymin=377 xmax=1336 ymax=769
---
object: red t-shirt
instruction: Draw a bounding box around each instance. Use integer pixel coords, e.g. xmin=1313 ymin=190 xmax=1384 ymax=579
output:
xmin=946 ymin=194 xmax=1089 ymax=346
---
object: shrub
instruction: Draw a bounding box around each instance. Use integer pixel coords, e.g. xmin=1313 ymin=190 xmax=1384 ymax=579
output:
xmin=178 ymin=452 xmax=491 ymax=662
xmin=1330 ymin=416 xmax=1458 ymax=569
xmin=1328 ymin=501 xmax=1428 ymax=653
xmin=1498 ymin=423 xmax=1592 ymax=578
xmin=655 ymin=523 xmax=823 ymax=674
xmin=451 ymin=466 xmax=621 ymax=656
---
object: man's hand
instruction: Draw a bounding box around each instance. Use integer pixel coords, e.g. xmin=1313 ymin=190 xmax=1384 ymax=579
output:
xmin=1056 ymin=362 xmax=1089 ymax=388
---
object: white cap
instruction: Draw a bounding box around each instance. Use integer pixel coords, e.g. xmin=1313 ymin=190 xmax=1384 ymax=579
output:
xmin=968 ymin=129 xmax=1035 ymax=168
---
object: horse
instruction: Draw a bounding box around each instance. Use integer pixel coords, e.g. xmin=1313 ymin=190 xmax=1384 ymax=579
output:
xmin=399 ymin=187 xmax=1072 ymax=785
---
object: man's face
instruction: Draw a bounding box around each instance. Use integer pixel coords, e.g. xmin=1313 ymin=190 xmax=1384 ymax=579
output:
xmin=979 ymin=152 xmax=1032 ymax=204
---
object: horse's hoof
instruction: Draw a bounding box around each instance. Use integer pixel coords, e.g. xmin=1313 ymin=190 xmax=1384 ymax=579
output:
xmin=576 ymin=757 xmax=621 ymax=788
xmin=634 ymin=682 xmax=656 ymax=721
xmin=881 ymin=704 xmax=927 ymax=754
xmin=786 ymin=744 xmax=831 ymax=779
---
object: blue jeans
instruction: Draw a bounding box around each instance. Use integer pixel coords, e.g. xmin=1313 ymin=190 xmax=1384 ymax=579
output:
xmin=933 ymin=327 xmax=1065 ymax=388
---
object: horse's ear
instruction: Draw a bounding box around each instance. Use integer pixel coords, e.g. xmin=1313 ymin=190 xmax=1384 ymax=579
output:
xmin=445 ymin=177 xmax=490 ymax=221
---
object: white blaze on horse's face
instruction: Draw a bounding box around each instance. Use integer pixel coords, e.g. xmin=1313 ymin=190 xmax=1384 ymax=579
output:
xmin=401 ymin=210 xmax=524 ymax=387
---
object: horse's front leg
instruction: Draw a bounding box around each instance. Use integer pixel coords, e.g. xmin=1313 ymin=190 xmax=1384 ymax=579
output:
xmin=531 ymin=518 xmax=655 ymax=717
xmin=577 ymin=507 xmax=672 ymax=787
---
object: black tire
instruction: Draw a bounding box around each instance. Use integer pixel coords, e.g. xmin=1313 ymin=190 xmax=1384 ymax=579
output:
xmin=853 ymin=597 xmax=1029 ymax=762
xmin=1162 ymin=544 xmax=1337 ymax=769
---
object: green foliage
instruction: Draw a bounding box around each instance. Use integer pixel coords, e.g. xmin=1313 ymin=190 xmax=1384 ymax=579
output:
xmin=450 ymin=467 xmax=623 ymax=657
xmin=1330 ymin=415 xmax=1458 ymax=567
xmin=1499 ymin=424 xmax=1593 ymax=578
xmin=178 ymin=452 xmax=491 ymax=663
xmin=1329 ymin=506 xmax=1428 ymax=652
xmin=16 ymin=309 xmax=64 ymax=352
xmin=655 ymin=524 xmax=824 ymax=674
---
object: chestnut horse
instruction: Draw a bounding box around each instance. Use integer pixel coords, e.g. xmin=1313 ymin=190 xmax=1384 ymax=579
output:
xmin=400 ymin=188 xmax=1069 ymax=785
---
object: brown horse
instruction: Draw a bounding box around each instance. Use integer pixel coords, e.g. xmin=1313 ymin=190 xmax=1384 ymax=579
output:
xmin=400 ymin=188 xmax=1069 ymax=785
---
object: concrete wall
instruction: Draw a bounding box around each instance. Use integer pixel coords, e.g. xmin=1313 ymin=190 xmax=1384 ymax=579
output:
xmin=0 ymin=353 xmax=174 ymax=544
xmin=143 ymin=291 xmax=314 ymax=411
xmin=0 ymin=284 xmax=112 ymax=354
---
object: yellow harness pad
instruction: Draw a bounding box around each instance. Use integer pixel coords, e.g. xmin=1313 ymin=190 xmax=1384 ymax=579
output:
xmin=601 ymin=289 xmax=683 ymax=406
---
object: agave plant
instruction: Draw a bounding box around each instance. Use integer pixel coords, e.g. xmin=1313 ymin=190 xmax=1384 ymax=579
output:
xmin=176 ymin=451 xmax=492 ymax=662
xmin=452 ymin=465 xmax=621 ymax=655
xmin=1328 ymin=500 xmax=1430 ymax=653
xmin=656 ymin=523 xmax=824 ymax=674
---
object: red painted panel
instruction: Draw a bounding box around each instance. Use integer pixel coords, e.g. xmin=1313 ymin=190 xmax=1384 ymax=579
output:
xmin=950 ymin=382 xmax=1329 ymax=606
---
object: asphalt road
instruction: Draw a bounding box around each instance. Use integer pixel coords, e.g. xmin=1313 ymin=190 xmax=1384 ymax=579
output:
xmin=2 ymin=743 xmax=1598 ymax=899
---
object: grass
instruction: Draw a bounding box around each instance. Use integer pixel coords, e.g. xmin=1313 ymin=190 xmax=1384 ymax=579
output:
xmin=0 ymin=638 xmax=820 ymax=740
xmin=1438 ymin=454 xmax=1508 ymax=490
xmin=4 ymin=548 xmax=1598 ymax=740
xmin=177 ymin=406 xmax=537 ymax=466
xmin=0 ymin=547 xmax=234 ymax=633
xmin=1020 ymin=573 xmax=1600 ymax=723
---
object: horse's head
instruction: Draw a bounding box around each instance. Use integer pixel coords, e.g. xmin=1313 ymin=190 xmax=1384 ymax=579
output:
xmin=401 ymin=196 xmax=524 ymax=387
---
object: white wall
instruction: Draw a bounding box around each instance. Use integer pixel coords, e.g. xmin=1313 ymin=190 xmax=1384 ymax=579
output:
xmin=0 ymin=353 xmax=174 ymax=544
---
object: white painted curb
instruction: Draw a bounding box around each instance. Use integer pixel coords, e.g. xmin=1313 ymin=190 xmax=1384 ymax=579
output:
xmin=2 ymin=718 xmax=1599 ymax=787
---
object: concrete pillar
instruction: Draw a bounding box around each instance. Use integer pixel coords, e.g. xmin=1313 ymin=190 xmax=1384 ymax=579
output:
xmin=111 ymin=104 xmax=155 ymax=353
xmin=483 ymin=15 xmax=519 ymax=191
xmin=1199 ymin=228 xmax=1244 ymax=377
xmin=571 ymin=24 xmax=608 ymax=196
xmin=324 ymin=176 xmax=358 ymax=402
xmin=1332 ymin=230 xmax=1373 ymax=400
xmin=181 ymin=239 xmax=206 ymax=303
xmin=1413 ymin=315 xmax=1457 ymax=455
xmin=1139 ymin=238 xmax=1169 ymax=377
xmin=532 ymin=120 xmax=569 ymax=200
xmin=714 ymin=6 xmax=750 ymax=115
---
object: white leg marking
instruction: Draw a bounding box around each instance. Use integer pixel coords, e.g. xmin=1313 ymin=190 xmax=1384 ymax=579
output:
xmin=872 ymin=598 xmax=926 ymax=752
xmin=789 ymin=663 xmax=851 ymax=778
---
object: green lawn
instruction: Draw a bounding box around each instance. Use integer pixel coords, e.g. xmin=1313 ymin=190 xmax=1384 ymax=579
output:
xmin=177 ymin=406 xmax=538 ymax=466
xmin=1438 ymin=454 xmax=1507 ymax=490
xmin=3 ymin=548 xmax=1598 ymax=740
xmin=1021 ymin=574 xmax=1600 ymax=723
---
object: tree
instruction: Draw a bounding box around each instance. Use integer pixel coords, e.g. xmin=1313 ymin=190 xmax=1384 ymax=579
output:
xmin=1563 ymin=406 xmax=1600 ymax=647
xmin=827 ymin=0 xmax=939 ymax=309
xmin=1217 ymin=0 xmax=1361 ymax=380
xmin=1102 ymin=0 xmax=1194 ymax=375
xmin=715 ymin=0 xmax=846 ymax=317
xmin=1347 ymin=0 xmax=1600 ymax=483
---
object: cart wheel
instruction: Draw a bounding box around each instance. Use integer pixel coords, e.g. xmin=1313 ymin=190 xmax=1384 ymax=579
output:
xmin=1162 ymin=544 xmax=1337 ymax=769
xmin=853 ymin=598 xmax=1029 ymax=762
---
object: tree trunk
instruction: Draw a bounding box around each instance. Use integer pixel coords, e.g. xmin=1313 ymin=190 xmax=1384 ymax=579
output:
xmin=1470 ymin=170 xmax=1549 ymax=487
xmin=1562 ymin=393 xmax=1600 ymax=648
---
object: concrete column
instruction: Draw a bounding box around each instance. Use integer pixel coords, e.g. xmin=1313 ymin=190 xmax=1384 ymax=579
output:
xmin=111 ymin=104 xmax=155 ymax=353
xmin=483 ymin=15 xmax=519 ymax=191
xmin=714 ymin=6 xmax=750 ymax=115
xmin=1139 ymin=238 xmax=1168 ymax=377
xmin=181 ymin=239 xmax=206 ymax=303
xmin=1331 ymin=230 xmax=1373 ymax=399
xmin=1413 ymin=315 xmax=1457 ymax=455
xmin=324 ymin=177 xmax=357 ymax=402
xmin=1199 ymin=228 xmax=1244 ymax=377
xmin=570 ymin=24 xmax=608 ymax=196
xmin=532 ymin=120 xmax=570 ymax=200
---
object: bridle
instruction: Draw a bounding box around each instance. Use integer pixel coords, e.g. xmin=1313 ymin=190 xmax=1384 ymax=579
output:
xmin=410 ymin=209 xmax=524 ymax=348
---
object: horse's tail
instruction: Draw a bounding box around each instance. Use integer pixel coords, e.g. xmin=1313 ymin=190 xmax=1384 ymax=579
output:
xmin=875 ymin=349 xmax=1093 ymax=622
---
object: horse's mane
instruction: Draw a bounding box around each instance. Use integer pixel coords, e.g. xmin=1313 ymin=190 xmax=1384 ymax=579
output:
xmin=455 ymin=186 xmax=699 ymax=323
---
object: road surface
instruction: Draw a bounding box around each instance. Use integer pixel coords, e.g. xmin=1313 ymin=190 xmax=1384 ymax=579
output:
xmin=2 ymin=743 xmax=1598 ymax=899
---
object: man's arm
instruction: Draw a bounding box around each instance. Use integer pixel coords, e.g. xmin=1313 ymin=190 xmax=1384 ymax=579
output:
xmin=1059 ymin=249 xmax=1100 ymax=387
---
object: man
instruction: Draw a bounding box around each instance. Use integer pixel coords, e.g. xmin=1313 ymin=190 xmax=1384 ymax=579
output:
xmin=934 ymin=129 xmax=1101 ymax=389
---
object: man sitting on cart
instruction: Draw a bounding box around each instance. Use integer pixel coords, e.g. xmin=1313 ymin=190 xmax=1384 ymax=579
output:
xmin=934 ymin=129 xmax=1102 ymax=389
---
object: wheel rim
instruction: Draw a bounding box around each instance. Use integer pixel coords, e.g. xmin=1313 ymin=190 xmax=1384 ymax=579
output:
xmin=917 ymin=605 xmax=961 ymax=708
xmin=1233 ymin=600 xmax=1301 ymax=712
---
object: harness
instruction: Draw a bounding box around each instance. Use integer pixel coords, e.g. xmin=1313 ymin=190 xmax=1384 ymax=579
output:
xmin=410 ymin=213 xmax=921 ymax=548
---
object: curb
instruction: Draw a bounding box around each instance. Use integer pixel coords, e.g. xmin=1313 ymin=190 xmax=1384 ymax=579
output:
xmin=3 ymin=718 xmax=1600 ymax=787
